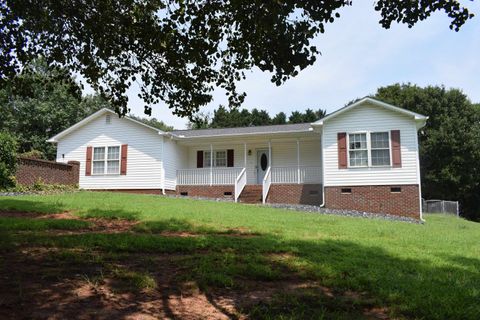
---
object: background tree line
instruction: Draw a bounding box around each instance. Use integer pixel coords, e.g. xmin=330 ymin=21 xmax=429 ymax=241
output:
xmin=189 ymin=106 xmax=327 ymax=129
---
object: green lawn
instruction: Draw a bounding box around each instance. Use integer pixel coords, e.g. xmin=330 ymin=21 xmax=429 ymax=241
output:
xmin=0 ymin=191 xmax=478 ymax=319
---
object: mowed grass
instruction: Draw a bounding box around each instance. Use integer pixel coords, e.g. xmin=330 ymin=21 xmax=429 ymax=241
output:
xmin=0 ymin=191 xmax=479 ymax=319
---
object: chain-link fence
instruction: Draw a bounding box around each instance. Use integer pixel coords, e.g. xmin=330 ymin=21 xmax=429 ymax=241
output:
xmin=422 ymin=199 xmax=459 ymax=217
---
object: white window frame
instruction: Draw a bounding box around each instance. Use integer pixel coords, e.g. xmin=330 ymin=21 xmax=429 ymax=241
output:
xmin=92 ymin=145 xmax=121 ymax=175
xmin=370 ymin=131 xmax=392 ymax=167
xmin=347 ymin=131 xmax=369 ymax=168
xmin=204 ymin=149 xmax=228 ymax=168
xmin=347 ymin=131 xmax=392 ymax=168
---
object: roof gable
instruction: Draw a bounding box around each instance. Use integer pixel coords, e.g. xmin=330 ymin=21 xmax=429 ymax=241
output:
xmin=312 ymin=97 xmax=428 ymax=128
xmin=47 ymin=108 xmax=165 ymax=143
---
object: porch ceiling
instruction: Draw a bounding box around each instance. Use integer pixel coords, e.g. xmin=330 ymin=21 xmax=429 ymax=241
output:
xmin=173 ymin=131 xmax=320 ymax=146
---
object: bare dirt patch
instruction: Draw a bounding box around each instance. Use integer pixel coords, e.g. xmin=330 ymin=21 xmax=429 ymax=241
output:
xmin=0 ymin=212 xmax=391 ymax=319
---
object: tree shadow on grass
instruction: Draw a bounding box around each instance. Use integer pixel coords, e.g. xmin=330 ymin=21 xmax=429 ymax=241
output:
xmin=0 ymin=199 xmax=478 ymax=319
xmin=0 ymin=228 xmax=478 ymax=319
xmin=0 ymin=198 xmax=66 ymax=214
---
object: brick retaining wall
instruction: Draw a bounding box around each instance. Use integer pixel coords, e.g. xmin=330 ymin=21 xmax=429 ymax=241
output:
xmin=324 ymin=185 xmax=420 ymax=218
xmin=15 ymin=157 xmax=80 ymax=186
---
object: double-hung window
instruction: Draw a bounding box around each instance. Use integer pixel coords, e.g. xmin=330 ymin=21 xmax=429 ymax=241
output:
xmin=92 ymin=146 xmax=120 ymax=175
xmin=370 ymin=132 xmax=390 ymax=166
xmin=348 ymin=133 xmax=368 ymax=167
xmin=348 ymin=132 xmax=391 ymax=167
xmin=204 ymin=150 xmax=227 ymax=167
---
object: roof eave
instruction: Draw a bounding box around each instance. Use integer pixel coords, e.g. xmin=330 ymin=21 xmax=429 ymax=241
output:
xmin=47 ymin=108 xmax=166 ymax=143
xmin=171 ymin=128 xmax=314 ymax=140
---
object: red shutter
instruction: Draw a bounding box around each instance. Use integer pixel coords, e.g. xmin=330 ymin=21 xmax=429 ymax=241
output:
xmin=85 ymin=146 xmax=92 ymax=176
xmin=338 ymin=132 xmax=347 ymax=169
xmin=227 ymin=149 xmax=234 ymax=167
xmin=197 ymin=150 xmax=204 ymax=168
xmin=391 ymin=130 xmax=402 ymax=167
xmin=120 ymin=144 xmax=128 ymax=175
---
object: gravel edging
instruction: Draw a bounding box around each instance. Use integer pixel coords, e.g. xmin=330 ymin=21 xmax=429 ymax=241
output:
xmin=0 ymin=192 xmax=34 ymax=197
xmin=267 ymin=203 xmax=423 ymax=224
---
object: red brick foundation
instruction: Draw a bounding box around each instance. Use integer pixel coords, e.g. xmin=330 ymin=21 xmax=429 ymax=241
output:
xmin=266 ymin=184 xmax=322 ymax=205
xmin=15 ymin=157 xmax=80 ymax=186
xmin=324 ymin=185 xmax=420 ymax=218
xmin=176 ymin=185 xmax=234 ymax=199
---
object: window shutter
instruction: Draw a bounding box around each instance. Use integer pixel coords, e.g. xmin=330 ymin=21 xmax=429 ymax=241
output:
xmin=337 ymin=132 xmax=347 ymax=169
xmin=85 ymin=146 xmax=92 ymax=176
xmin=391 ymin=130 xmax=402 ymax=167
xmin=227 ymin=149 xmax=234 ymax=167
xmin=197 ymin=150 xmax=204 ymax=168
xmin=120 ymin=144 xmax=128 ymax=175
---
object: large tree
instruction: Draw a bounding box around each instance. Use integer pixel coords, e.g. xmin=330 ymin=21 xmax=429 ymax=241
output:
xmin=374 ymin=84 xmax=480 ymax=220
xmin=0 ymin=59 xmax=108 ymax=160
xmin=0 ymin=1 xmax=474 ymax=118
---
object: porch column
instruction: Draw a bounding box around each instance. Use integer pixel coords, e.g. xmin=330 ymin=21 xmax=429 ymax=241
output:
xmin=297 ymin=139 xmax=300 ymax=184
xmin=244 ymin=143 xmax=247 ymax=168
xmin=210 ymin=144 xmax=213 ymax=186
xmin=268 ymin=140 xmax=272 ymax=167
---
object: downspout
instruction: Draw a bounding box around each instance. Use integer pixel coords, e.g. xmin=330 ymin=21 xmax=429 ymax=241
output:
xmin=320 ymin=126 xmax=325 ymax=207
xmin=415 ymin=120 xmax=427 ymax=222
xmin=161 ymin=135 xmax=166 ymax=195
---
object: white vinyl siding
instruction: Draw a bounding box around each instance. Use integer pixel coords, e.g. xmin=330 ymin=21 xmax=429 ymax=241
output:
xmin=323 ymin=103 xmax=419 ymax=186
xmin=163 ymin=138 xmax=188 ymax=190
xmin=56 ymin=114 xmax=163 ymax=190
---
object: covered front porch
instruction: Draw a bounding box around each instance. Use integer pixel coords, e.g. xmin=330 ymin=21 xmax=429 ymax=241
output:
xmin=175 ymin=136 xmax=323 ymax=204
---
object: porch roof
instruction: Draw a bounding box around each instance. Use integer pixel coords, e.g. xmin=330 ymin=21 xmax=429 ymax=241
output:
xmin=170 ymin=123 xmax=312 ymax=139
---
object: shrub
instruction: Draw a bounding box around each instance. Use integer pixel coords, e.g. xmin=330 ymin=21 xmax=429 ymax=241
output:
xmin=19 ymin=149 xmax=45 ymax=160
xmin=0 ymin=132 xmax=17 ymax=189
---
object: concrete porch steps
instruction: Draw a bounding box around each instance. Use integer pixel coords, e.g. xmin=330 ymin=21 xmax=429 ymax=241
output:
xmin=238 ymin=185 xmax=263 ymax=204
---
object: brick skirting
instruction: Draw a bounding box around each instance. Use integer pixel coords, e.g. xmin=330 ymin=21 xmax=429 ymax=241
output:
xmin=266 ymin=184 xmax=323 ymax=206
xmin=15 ymin=157 xmax=80 ymax=186
xmin=324 ymin=185 xmax=420 ymax=218
xmin=176 ymin=185 xmax=234 ymax=199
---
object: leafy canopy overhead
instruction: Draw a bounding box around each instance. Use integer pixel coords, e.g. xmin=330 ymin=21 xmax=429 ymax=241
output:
xmin=0 ymin=1 xmax=474 ymax=118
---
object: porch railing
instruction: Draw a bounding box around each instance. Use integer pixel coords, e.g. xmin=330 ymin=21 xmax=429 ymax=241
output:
xmin=177 ymin=167 xmax=244 ymax=185
xmin=262 ymin=166 xmax=272 ymax=204
xmin=271 ymin=166 xmax=322 ymax=184
xmin=234 ymin=168 xmax=247 ymax=202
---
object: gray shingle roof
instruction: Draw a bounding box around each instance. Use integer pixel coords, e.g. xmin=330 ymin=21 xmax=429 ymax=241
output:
xmin=171 ymin=123 xmax=312 ymax=138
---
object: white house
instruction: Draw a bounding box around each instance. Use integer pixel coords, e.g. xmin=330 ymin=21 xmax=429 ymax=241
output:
xmin=48 ymin=97 xmax=428 ymax=219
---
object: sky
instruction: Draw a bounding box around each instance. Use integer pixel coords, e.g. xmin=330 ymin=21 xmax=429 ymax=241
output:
xmin=86 ymin=1 xmax=480 ymax=129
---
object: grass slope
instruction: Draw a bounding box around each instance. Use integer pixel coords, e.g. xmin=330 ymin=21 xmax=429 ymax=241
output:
xmin=0 ymin=191 xmax=479 ymax=319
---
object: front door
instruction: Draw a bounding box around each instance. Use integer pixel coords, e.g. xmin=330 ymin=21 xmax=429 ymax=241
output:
xmin=256 ymin=149 xmax=269 ymax=184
